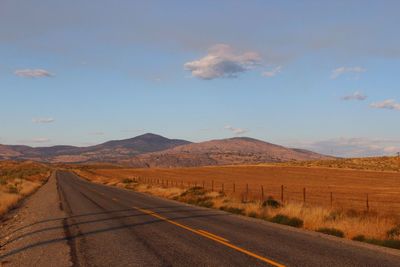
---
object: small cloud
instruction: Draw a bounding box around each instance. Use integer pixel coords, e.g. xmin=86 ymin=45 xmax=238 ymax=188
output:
xmin=262 ymin=66 xmax=282 ymax=78
xmin=89 ymin=132 xmax=105 ymax=136
xmin=184 ymin=44 xmax=261 ymax=80
xmin=330 ymin=66 xmax=366 ymax=79
xmin=224 ymin=125 xmax=248 ymax=135
xmin=32 ymin=117 xmax=55 ymax=124
xmin=341 ymin=91 xmax=367 ymax=101
xmin=370 ymin=99 xmax=400 ymax=110
xmin=14 ymin=69 xmax=53 ymax=78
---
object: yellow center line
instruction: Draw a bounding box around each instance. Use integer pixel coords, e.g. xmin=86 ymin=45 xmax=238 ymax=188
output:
xmin=133 ymin=206 xmax=285 ymax=267
xmin=197 ymin=230 xmax=229 ymax=243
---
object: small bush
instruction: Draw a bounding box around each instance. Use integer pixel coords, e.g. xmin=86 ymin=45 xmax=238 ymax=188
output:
xmin=7 ymin=184 xmax=19 ymax=194
xmin=317 ymin=227 xmax=344 ymax=238
xmin=262 ymin=197 xmax=281 ymax=209
xmin=270 ymin=214 xmax=303 ymax=228
xmin=122 ymin=178 xmax=134 ymax=184
xmin=220 ymin=206 xmax=245 ymax=215
xmin=352 ymin=235 xmax=366 ymax=241
xmin=357 ymin=238 xmax=400 ymax=250
xmin=180 ymin=187 xmax=206 ymax=197
xmin=387 ymin=225 xmax=400 ymax=239
xmin=248 ymin=211 xmax=258 ymax=218
xmin=0 ymin=177 xmax=7 ymax=185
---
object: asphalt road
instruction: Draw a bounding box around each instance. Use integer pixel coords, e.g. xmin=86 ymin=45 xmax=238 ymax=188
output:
xmin=3 ymin=171 xmax=400 ymax=266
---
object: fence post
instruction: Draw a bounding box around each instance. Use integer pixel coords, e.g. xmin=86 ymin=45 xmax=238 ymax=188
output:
xmin=303 ymin=188 xmax=306 ymax=204
xmin=246 ymin=184 xmax=249 ymax=202
xmin=233 ymin=183 xmax=236 ymax=193
xmin=281 ymin=185 xmax=284 ymax=203
xmin=366 ymin=193 xmax=369 ymax=212
xmin=261 ymin=185 xmax=264 ymax=201
xmin=202 ymin=181 xmax=205 ymax=189
xmin=212 ymin=180 xmax=214 ymax=191
xmin=330 ymin=192 xmax=333 ymax=208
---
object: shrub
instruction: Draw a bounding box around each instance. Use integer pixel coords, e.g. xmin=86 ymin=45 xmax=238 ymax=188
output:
xmin=387 ymin=225 xmax=400 ymax=239
xmin=180 ymin=187 xmax=206 ymax=197
xmin=262 ymin=196 xmax=281 ymax=209
xmin=122 ymin=178 xmax=134 ymax=184
xmin=317 ymin=227 xmax=344 ymax=238
xmin=7 ymin=184 xmax=19 ymax=194
xmin=270 ymin=214 xmax=303 ymax=228
xmin=220 ymin=206 xmax=245 ymax=215
xmin=358 ymin=238 xmax=400 ymax=250
xmin=248 ymin=211 xmax=258 ymax=218
xmin=352 ymin=235 xmax=366 ymax=241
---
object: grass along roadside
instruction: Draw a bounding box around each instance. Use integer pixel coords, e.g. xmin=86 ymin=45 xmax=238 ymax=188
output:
xmin=74 ymin=168 xmax=400 ymax=250
xmin=0 ymin=161 xmax=51 ymax=217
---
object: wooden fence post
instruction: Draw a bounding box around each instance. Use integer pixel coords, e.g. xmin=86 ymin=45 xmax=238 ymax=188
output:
xmin=202 ymin=181 xmax=205 ymax=189
xmin=246 ymin=184 xmax=249 ymax=202
xmin=303 ymin=188 xmax=306 ymax=204
xmin=233 ymin=183 xmax=235 ymax=193
xmin=221 ymin=183 xmax=224 ymax=193
xmin=366 ymin=193 xmax=369 ymax=212
xmin=330 ymin=192 xmax=333 ymax=208
xmin=212 ymin=180 xmax=214 ymax=191
xmin=261 ymin=185 xmax=264 ymax=201
xmin=281 ymin=185 xmax=284 ymax=203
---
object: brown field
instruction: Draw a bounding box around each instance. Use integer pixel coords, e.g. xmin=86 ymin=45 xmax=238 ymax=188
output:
xmin=0 ymin=161 xmax=51 ymax=216
xmin=76 ymin=165 xmax=400 ymax=214
xmin=74 ymin=164 xmax=400 ymax=242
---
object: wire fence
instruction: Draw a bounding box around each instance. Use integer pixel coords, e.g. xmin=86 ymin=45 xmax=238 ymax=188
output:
xmin=129 ymin=176 xmax=400 ymax=215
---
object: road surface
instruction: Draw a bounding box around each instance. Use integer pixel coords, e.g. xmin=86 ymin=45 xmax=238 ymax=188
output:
xmin=2 ymin=171 xmax=400 ymax=266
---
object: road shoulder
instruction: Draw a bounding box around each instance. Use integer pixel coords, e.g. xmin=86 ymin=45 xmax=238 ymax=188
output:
xmin=0 ymin=172 xmax=72 ymax=267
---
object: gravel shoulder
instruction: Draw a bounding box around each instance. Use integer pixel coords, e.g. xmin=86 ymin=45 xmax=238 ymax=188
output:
xmin=0 ymin=172 xmax=71 ymax=267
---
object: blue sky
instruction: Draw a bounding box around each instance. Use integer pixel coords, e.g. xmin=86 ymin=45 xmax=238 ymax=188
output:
xmin=1 ymin=0 xmax=400 ymax=157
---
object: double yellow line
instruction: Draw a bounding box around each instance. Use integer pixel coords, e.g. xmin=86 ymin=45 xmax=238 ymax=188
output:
xmin=133 ymin=206 xmax=285 ymax=267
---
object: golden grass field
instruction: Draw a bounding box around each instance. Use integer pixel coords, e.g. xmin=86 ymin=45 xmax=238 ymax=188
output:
xmin=0 ymin=161 xmax=51 ymax=216
xmin=73 ymin=161 xmax=400 ymax=244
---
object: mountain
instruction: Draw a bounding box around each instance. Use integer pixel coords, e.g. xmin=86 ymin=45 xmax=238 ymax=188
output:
xmin=124 ymin=137 xmax=333 ymax=168
xmin=0 ymin=133 xmax=191 ymax=163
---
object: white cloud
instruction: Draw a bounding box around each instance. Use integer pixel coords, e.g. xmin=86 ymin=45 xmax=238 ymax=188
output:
xmin=288 ymin=137 xmax=400 ymax=157
xmin=14 ymin=69 xmax=53 ymax=78
xmin=262 ymin=66 xmax=282 ymax=77
xmin=370 ymin=99 xmax=400 ymax=110
xmin=330 ymin=66 xmax=366 ymax=79
xmin=224 ymin=125 xmax=248 ymax=135
xmin=341 ymin=91 xmax=367 ymax=101
xmin=184 ymin=44 xmax=261 ymax=80
xmin=18 ymin=137 xmax=51 ymax=144
xmin=32 ymin=117 xmax=55 ymax=124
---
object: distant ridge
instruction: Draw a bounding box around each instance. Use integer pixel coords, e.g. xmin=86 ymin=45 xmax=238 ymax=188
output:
xmin=0 ymin=133 xmax=332 ymax=166
xmin=124 ymin=136 xmax=333 ymax=168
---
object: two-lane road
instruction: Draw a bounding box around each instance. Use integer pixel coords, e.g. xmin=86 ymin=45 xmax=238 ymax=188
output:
xmin=55 ymin=171 xmax=400 ymax=266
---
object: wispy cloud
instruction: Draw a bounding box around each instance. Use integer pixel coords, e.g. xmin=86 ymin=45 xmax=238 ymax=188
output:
xmin=184 ymin=44 xmax=261 ymax=80
xmin=14 ymin=69 xmax=53 ymax=78
xmin=288 ymin=137 xmax=400 ymax=157
xmin=330 ymin=66 xmax=366 ymax=79
xmin=32 ymin=117 xmax=55 ymax=124
xmin=341 ymin=91 xmax=367 ymax=101
xmin=224 ymin=125 xmax=248 ymax=135
xmin=262 ymin=66 xmax=282 ymax=78
xmin=370 ymin=99 xmax=400 ymax=110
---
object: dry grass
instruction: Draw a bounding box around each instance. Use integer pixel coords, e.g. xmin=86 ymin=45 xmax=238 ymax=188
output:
xmin=0 ymin=161 xmax=51 ymax=217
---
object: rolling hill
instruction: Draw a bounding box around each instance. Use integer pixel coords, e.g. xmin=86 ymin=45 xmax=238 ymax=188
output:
xmin=124 ymin=137 xmax=333 ymax=167
xmin=0 ymin=133 xmax=191 ymax=163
